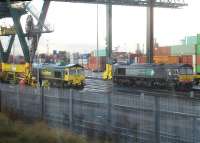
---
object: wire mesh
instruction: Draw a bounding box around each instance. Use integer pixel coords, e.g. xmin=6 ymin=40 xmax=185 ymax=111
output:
xmin=0 ymin=82 xmax=199 ymax=143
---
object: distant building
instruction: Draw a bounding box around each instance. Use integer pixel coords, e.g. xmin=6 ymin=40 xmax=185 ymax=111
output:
xmin=53 ymin=50 xmax=57 ymax=55
xmin=70 ymin=52 xmax=79 ymax=64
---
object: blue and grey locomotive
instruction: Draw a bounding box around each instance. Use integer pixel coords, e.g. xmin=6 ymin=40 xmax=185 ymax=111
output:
xmin=113 ymin=63 xmax=193 ymax=90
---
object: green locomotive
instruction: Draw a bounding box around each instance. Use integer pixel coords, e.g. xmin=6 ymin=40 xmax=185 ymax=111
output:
xmin=33 ymin=63 xmax=85 ymax=88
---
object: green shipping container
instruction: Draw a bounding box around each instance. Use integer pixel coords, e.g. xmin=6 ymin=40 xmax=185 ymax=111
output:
xmin=185 ymin=36 xmax=197 ymax=46
xmin=94 ymin=49 xmax=107 ymax=57
xmin=197 ymin=34 xmax=200 ymax=44
xmin=196 ymin=65 xmax=200 ymax=73
xmin=170 ymin=45 xmax=195 ymax=56
xmin=196 ymin=45 xmax=200 ymax=55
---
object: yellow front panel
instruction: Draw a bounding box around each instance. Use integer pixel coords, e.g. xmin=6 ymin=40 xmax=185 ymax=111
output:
xmin=64 ymin=75 xmax=85 ymax=85
xmin=64 ymin=66 xmax=85 ymax=86
xmin=179 ymin=75 xmax=193 ymax=82
xmin=193 ymin=74 xmax=200 ymax=79
xmin=2 ymin=63 xmax=29 ymax=73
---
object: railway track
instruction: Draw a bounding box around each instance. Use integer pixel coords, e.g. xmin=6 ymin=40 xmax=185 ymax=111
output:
xmin=84 ymin=77 xmax=200 ymax=99
xmin=83 ymin=78 xmax=113 ymax=93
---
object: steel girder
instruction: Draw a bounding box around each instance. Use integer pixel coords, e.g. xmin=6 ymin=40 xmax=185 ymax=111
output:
xmin=29 ymin=0 xmax=51 ymax=63
xmin=0 ymin=35 xmax=15 ymax=62
xmin=51 ymin=0 xmax=187 ymax=8
xmin=7 ymin=0 xmax=30 ymax=62
xmin=0 ymin=2 xmax=26 ymax=19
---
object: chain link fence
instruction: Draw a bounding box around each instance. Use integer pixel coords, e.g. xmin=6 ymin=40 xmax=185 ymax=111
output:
xmin=0 ymin=82 xmax=200 ymax=143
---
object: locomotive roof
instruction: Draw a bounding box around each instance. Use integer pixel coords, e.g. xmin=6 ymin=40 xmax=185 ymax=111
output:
xmin=32 ymin=63 xmax=83 ymax=70
xmin=65 ymin=64 xmax=83 ymax=68
xmin=114 ymin=63 xmax=192 ymax=69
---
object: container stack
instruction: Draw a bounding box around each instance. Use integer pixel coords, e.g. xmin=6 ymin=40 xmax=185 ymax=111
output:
xmin=88 ymin=56 xmax=106 ymax=72
xmin=79 ymin=53 xmax=90 ymax=68
xmin=196 ymin=34 xmax=200 ymax=73
xmin=180 ymin=55 xmax=193 ymax=65
xmin=154 ymin=46 xmax=171 ymax=56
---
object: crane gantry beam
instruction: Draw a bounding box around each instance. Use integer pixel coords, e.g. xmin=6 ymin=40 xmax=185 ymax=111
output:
xmin=51 ymin=0 xmax=187 ymax=8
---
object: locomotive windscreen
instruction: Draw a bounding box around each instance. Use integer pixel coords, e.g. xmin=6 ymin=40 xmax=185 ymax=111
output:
xmin=55 ymin=71 xmax=62 ymax=78
xmin=116 ymin=68 xmax=126 ymax=75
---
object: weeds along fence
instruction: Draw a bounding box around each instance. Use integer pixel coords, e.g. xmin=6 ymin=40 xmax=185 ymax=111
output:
xmin=0 ymin=83 xmax=200 ymax=143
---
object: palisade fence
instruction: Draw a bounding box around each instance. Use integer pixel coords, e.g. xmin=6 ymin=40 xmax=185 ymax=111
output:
xmin=0 ymin=83 xmax=200 ymax=143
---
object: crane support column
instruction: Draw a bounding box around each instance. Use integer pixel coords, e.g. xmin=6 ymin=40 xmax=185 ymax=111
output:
xmin=106 ymin=0 xmax=112 ymax=63
xmin=106 ymin=1 xmax=112 ymax=140
xmin=0 ymin=35 xmax=15 ymax=63
xmin=4 ymin=35 xmax=15 ymax=62
xmin=7 ymin=0 xmax=30 ymax=63
xmin=146 ymin=0 xmax=154 ymax=63
xmin=37 ymin=0 xmax=51 ymax=38
xmin=102 ymin=0 xmax=113 ymax=80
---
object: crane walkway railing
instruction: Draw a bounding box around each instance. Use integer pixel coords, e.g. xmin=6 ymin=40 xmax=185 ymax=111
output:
xmin=24 ymin=1 xmax=54 ymax=33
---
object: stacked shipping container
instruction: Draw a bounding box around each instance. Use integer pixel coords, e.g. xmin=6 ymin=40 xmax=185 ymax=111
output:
xmin=154 ymin=46 xmax=171 ymax=56
xmin=138 ymin=56 xmax=179 ymax=64
xmin=88 ymin=56 xmax=106 ymax=72
xmin=196 ymin=34 xmax=200 ymax=73
xmin=179 ymin=55 xmax=193 ymax=65
xmin=170 ymin=45 xmax=195 ymax=56
xmin=138 ymin=55 xmax=193 ymax=65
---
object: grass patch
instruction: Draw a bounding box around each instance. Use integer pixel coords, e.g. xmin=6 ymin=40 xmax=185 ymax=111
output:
xmin=0 ymin=113 xmax=88 ymax=143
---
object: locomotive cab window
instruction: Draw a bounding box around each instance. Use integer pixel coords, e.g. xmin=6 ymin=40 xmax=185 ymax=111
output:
xmin=179 ymin=68 xmax=193 ymax=75
xmin=76 ymin=68 xmax=84 ymax=75
xmin=65 ymin=69 xmax=69 ymax=75
xmin=55 ymin=71 xmax=62 ymax=78
xmin=69 ymin=69 xmax=76 ymax=75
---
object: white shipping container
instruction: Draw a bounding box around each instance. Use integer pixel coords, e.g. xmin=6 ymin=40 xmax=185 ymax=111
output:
xmin=70 ymin=58 xmax=79 ymax=64
xmin=79 ymin=59 xmax=88 ymax=65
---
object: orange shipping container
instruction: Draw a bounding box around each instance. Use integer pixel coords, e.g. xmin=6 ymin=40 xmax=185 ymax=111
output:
xmin=196 ymin=55 xmax=200 ymax=65
xmin=88 ymin=56 xmax=106 ymax=72
xmin=154 ymin=56 xmax=168 ymax=64
xmin=167 ymin=56 xmax=179 ymax=64
xmin=139 ymin=56 xmax=180 ymax=64
xmin=138 ymin=56 xmax=146 ymax=63
xmin=180 ymin=55 xmax=193 ymax=65
xmin=154 ymin=56 xmax=179 ymax=64
xmin=154 ymin=46 xmax=171 ymax=56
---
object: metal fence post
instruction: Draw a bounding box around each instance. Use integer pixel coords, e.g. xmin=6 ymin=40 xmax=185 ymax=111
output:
xmin=107 ymin=90 xmax=112 ymax=141
xmin=16 ymin=85 xmax=20 ymax=112
xmin=0 ymin=88 xmax=1 ymax=112
xmin=69 ymin=88 xmax=73 ymax=130
xmin=155 ymin=96 xmax=160 ymax=143
xmin=41 ymin=87 xmax=44 ymax=120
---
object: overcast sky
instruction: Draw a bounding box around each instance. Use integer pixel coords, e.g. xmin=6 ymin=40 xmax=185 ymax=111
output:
xmin=1 ymin=0 xmax=200 ymax=55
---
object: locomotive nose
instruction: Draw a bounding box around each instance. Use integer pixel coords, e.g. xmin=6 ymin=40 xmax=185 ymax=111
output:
xmin=179 ymin=75 xmax=193 ymax=83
